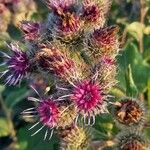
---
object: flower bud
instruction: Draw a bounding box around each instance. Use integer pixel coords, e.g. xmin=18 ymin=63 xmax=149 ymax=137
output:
xmin=46 ymin=0 xmax=83 ymax=42
xmin=87 ymin=26 xmax=119 ymax=58
xmin=81 ymin=0 xmax=112 ymax=30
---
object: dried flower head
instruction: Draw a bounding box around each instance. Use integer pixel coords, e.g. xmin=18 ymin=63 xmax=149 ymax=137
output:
xmin=20 ymin=21 xmax=41 ymax=41
xmin=116 ymin=131 xmax=148 ymax=150
xmin=87 ymin=26 xmax=119 ymax=58
xmin=113 ymin=98 xmax=146 ymax=129
xmin=0 ymin=43 xmax=29 ymax=85
xmin=60 ymin=126 xmax=91 ymax=150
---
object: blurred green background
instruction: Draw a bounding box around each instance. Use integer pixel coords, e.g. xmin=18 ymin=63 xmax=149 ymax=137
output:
xmin=0 ymin=0 xmax=150 ymax=149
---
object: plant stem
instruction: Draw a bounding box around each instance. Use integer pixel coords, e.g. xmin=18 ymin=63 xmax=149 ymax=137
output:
xmin=139 ymin=0 xmax=149 ymax=101
xmin=139 ymin=0 xmax=149 ymax=54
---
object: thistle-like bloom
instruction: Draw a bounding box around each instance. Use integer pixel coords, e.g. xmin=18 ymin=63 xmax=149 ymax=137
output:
xmin=116 ymin=131 xmax=148 ymax=150
xmin=22 ymin=95 xmax=60 ymax=140
xmin=60 ymin=126 xmax=91 ymax=150
xmin=0 ymin=43 xmax=29 ymax=85
xmin=70 ymin=79 xmax=107 ymax=125
xmin=71 ymin=80 xmax=102 ymax=112
xmin=81 ymin=0 xmax=111 ymax=29
xmin=46 ymin=0 xmax=82 ymax=42
xmin=37 ymin=100 xmax=60 ymax=128
xmin=22 ymin=87 xmax=77 ymax=140
xmin=88 ymin=26 xmax=119 ymax=57
xmin=113 ymin=98 xmax=145 ymax=129
xmin=20 ymin=21 xmax=41 ymax=41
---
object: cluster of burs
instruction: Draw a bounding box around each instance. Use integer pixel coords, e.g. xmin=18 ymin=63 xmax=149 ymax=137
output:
xmin=0 ymin=0 xmax=149 ymax=149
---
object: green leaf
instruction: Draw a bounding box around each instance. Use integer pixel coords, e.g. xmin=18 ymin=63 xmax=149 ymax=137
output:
xmin=125 ymin=65 xmax=138 ymax=97
xmin=0 ymin=85 xmax=5 ymax=93
xmin=143 ymin=35 xmax=150 ymax=61
xmin=5 ymin=86 xmax=29 ymax=108
xmin=0 ymin=118 xmax=11 ymax=137
xmin=0 ymin=33 xmax=11 ymax=47
xmin=17 ymin=126 xmax=59 ymax=150
xmin=7 ymin=25 xmax=22 ymax=40
xmin=110 ymin=87 xmax=126 ymax=98
xmin=118 ymin=42 xmax=150 ymax=92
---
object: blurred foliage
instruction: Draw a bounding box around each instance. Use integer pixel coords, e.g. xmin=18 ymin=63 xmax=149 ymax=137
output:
xmin=0 ymin=0 xmax=150 ymax=150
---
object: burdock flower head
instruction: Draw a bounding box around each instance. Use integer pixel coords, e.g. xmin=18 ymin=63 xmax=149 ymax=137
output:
xmin=0 ymin=43 xmax=29 ymax=85
xmin=87 ymin=25 xmax=119 ymax=58
xmin=22 ymin=86 xmax=78 ymax=140
xmin=116 ymin=130 xmax=148 ymax=150
xmin=35 ymin=44 xmax=82 ymax=81
xmin=81 ymin=0 xmax=112 ymax=30
xmin=22 ymin=95 xmax=60 ymax=140
xmin=112 ymin=97 xmax=146 ymax=129
xmin=46 ymin=0 xmax=83 ymax=42
xmin=70 ymin=79 xmax=107 ymax=125
xmin=20 ymin=21 xmax=41 ymax=41
xmin=37 ymin=100 xmax=60 ymax=128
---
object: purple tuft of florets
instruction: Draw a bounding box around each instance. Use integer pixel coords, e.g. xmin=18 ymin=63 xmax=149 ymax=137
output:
xmin=37 ymin=100 xmax=60 ymax=128
xmin=1 ymin=43 xmax=29 ymax=85
xmin=71 ymin=80 xmax=103 ymax=114
xmin=20 ymin=21 xmax=41 ymax=41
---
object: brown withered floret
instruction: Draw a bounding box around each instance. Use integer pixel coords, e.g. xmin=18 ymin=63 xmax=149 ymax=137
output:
xmin=115 ymin=100 xmax=143 ymax=125
xmin=121 ymin=140 xmax=147 ymax=150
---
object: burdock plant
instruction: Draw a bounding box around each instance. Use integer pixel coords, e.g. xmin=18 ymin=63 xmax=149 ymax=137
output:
xmin=0 ymin=0 xmax=149 ymax=149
